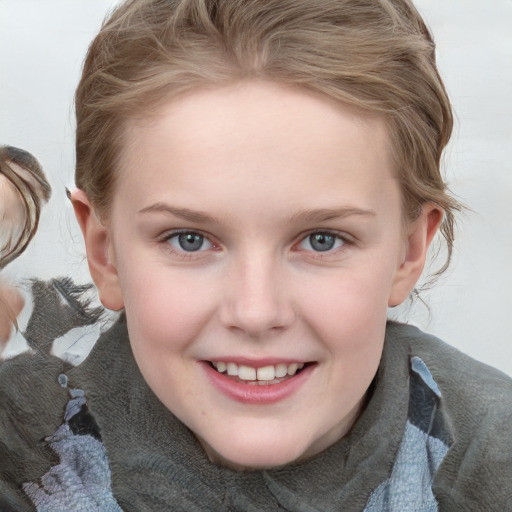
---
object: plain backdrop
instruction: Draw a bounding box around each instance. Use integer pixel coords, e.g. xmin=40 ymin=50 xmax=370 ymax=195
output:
xmin=1 ymin=1 xmax=511 ymax=374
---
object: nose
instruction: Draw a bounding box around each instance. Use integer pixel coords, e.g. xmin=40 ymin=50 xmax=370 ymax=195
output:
xmin=220 ymin=252 xmax=295 ymax=338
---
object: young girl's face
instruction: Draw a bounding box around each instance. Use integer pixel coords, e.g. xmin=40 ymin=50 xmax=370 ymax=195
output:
xmin=80 ymin=81 xmax=436 ymax=469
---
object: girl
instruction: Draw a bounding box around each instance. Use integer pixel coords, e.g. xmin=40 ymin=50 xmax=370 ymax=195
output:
xmin=1 ymin=1 xmax=511 ymax=510
xmin=0 ymin=146 xmax=51 ymax=346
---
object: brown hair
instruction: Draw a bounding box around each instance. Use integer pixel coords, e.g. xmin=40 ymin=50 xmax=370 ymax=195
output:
xmin=75 ymin=0 xmax=461 ymax=274
xmin=0 ymin=146 xmax=51 ymax=269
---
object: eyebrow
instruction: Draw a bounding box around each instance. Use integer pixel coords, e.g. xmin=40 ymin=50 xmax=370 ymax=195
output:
xmin=289 ymin=207 xmax=376 ymax=224
xmin=138 ymin=203 xmax=220 ymax=224
xmin=138 ymin=203 xmax=376 ymax=224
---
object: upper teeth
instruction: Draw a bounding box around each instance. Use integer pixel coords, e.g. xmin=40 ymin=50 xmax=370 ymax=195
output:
xmin=212 ymin=361 xmax=305 ymax=381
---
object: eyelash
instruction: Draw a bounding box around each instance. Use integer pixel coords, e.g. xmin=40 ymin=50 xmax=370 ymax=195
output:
xmin=158 ymin=229 xmax=352 ymax=258
xmin=295 ymin=231 xmax=351 ymax=256
xmin=159 ymin=230 xmax=216 ymax=257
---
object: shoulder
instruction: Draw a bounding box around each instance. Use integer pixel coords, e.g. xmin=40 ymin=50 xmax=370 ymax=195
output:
xmin=0 ymin=277 xmax=109 ymax=510
xmin=387 ymin=321 xmax=512 ymax=416
xmin=386 ymin=322 xmax=512 ymax=511
xmin=0 ymin=352 xmax=69 ymax=511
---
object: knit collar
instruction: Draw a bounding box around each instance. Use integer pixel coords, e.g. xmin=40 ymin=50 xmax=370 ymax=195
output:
xmin=68 ymin=318 xmax=411 ymax=512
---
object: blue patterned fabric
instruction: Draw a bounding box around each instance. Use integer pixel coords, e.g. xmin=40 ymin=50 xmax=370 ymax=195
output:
xmin=3 ymin=311 xmax=511 ymax=511
xmin=364 ymin=356 xmax=452 ymax=511
xmin=20 ymin=355 xmax=451 ymax=512
xmin=22 ymin=380 xmax=122 ymax=512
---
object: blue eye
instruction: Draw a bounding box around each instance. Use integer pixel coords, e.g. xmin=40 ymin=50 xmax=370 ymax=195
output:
xmin=299 ymin=232 xmax=345 ymax=252
xmin=168 ymin=232 xmax=212 ymax=252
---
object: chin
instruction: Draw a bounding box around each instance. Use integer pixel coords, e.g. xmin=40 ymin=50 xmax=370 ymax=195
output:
xmin=196 ymin=430 xmax=312 ymax=471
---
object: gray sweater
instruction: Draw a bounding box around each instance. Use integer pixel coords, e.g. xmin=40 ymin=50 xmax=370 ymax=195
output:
xmin=1 ymin=281 xmax=511 ymax=511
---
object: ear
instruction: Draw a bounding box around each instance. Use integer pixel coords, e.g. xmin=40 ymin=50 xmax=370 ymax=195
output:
xmin=388 ymin=203 xmax=443 ymax=307
xmin=70 ymin=189 xmax=124 ymax=311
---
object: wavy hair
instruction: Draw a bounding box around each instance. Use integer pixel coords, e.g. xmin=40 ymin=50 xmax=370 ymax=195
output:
xmin=0 ymin=146 xmax=51 ymax=269
xmin=75 ymin=0 xmax=461 ymax=276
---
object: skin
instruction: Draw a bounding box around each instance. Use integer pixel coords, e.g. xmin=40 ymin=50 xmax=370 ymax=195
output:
xmin=0 ymin=173 xmax=26 ymax=347
xmin=72 ymin=81 xmax=442 ymax=470
xmin=0 ymin=174 xmax=25 ymax=260
xmin=0 ymin=280 xmax=24 ymax=346
xmin=0 ymin=152 xmax=50 ymax=348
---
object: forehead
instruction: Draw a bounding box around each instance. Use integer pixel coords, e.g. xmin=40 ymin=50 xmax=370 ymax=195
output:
xmin=115 ymin=81 xmax=398 ymax=220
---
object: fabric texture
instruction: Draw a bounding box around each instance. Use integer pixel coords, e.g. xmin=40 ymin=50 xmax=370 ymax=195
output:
xmin=1 ymin=279 xmax=512 ymax=511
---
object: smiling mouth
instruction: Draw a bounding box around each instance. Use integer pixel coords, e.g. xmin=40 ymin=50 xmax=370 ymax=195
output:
xmin=208 ymin=361 xmax=310 ymax=386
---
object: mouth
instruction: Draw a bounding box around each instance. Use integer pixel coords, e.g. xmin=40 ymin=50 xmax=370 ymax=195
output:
xmin=203 ymin=359 xmax=316 ymax=404
xmin=207 ymin=360 xmax=311 ymax=386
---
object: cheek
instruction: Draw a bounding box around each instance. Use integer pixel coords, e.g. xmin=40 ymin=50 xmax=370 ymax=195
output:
xmin=118 ymin=262 xmax=217 ymax=352
xmin=292 ymin=261 xmax=395 ymax=396
xmin=118 ymin=264 xmax=216 ymax=413
xmin=296 ymin=262 xmax=395 ymax=335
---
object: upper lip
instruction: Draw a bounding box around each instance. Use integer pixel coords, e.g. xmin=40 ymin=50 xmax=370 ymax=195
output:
xmin=203 ymin=357 xmax=311 ymax=367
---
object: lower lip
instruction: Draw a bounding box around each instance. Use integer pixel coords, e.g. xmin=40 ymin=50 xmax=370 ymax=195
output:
xmin=202 ymin=362 xmax=315 ymax=404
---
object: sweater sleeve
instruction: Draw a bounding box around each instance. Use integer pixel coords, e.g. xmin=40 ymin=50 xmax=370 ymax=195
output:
xmin=0 ymin=352 xmax=69 ymax=511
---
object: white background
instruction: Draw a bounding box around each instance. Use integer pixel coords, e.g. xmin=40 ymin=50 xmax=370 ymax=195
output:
xmin=1 ymin=1 xmax=511 ymax=374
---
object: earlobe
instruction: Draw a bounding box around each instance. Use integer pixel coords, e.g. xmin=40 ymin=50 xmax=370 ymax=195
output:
xmin=70 ymin=189 xmax=124 ymax=311
xmin=388 ymin=204 xmax=443 ymax=307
